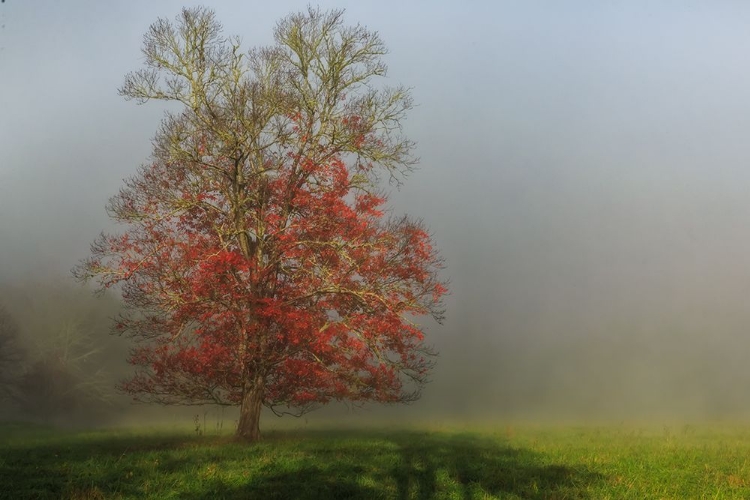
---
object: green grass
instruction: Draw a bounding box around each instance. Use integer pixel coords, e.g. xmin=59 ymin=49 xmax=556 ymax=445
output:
xmin=2 ymin=421 xmax=750 ymax=499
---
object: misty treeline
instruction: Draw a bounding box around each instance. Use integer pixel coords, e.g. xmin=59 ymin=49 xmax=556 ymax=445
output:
xmin=0 ymin=279 xmax=129 ymax=425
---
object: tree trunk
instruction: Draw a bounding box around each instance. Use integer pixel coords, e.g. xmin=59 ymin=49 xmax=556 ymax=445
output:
xmin=236 ymin=373 xmax=264 ymax=441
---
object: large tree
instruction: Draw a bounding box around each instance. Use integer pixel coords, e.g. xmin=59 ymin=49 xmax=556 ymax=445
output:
xmin=75 ymin=6 xmax=446 ymax=441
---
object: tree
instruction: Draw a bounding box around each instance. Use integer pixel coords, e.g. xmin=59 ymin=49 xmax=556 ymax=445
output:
xmin=75 ymin=6 xmax=447 ymax=441
xmin=0 ymin=282 xmax=122 ymax=423
xmin=0 ymin=304 xmax=25 ymax=408
xmin=14 ymin=319 xmax=115 ymax=422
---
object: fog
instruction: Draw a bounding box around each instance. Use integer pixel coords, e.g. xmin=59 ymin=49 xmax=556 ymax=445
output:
xmin=3 ymin=1 xmax=750 ymax=426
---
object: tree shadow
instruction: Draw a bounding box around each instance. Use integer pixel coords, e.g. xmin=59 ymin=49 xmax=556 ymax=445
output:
xmin=1 ymin=426 xmax=605 ymax=499
xmin=182 ymin=429 xmax=604 ymax=499
xmin=386 ymin=430 xmax=601 ymax=500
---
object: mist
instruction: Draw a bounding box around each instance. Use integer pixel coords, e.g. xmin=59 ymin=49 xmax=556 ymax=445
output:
xmin=3 ymin=1 xmax=750 ymax=427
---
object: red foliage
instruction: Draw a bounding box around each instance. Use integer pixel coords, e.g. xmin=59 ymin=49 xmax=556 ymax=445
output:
xmin=79 ymin=146 xmax=446 ymax=415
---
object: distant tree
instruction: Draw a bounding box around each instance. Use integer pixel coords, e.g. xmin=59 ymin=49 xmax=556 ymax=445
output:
xmin=0 ymin=304 xmax=25 ymax=407
xmin=0 ymin=281 xmax=123 ymax=423
xmin=75 ymin=7 xmax=447 ymax=441
xmin=15 ymin=357 xmax=78 ymax=417
xmin=13 ymin=319 xmax=115 ymax=420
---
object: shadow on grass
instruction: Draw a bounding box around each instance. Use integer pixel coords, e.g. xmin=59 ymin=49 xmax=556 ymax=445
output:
xmin=1 ymin=425 xmax=604 ymax=499
xmin=222 ymin=429 xmax=605 ymax=500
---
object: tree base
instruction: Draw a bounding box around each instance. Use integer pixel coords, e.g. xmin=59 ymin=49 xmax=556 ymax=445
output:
xmin=235 ymin=375 xmax=263 ymax=442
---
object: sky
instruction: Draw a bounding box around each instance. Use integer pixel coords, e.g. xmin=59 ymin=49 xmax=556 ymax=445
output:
xmin=4 ymin=1 xmax=750 ymax=422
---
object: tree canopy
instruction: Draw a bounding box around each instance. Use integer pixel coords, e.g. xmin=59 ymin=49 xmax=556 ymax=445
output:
xmin=76 ymin=6 xmax=447 ymax=441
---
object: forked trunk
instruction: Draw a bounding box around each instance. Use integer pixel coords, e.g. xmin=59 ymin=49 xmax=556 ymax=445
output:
xmin=236 ymin=373 xmax=264 ymax=441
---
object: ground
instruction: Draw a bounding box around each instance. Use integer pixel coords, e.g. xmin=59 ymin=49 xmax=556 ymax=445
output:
xmin=2 ymin=421 xmax=750 ymax=499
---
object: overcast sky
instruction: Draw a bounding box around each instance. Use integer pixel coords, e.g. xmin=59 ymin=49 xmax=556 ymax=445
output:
xmin=4 ymin=1 xmax=750 ymax=420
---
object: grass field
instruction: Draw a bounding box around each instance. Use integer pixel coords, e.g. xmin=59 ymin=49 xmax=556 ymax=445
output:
xmin=2 ymin=421 xmax=750 ymax=499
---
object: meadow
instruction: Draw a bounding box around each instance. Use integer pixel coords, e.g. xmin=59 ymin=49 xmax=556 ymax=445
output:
xmin=2 ymin=421 xmax=750 ymax=499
